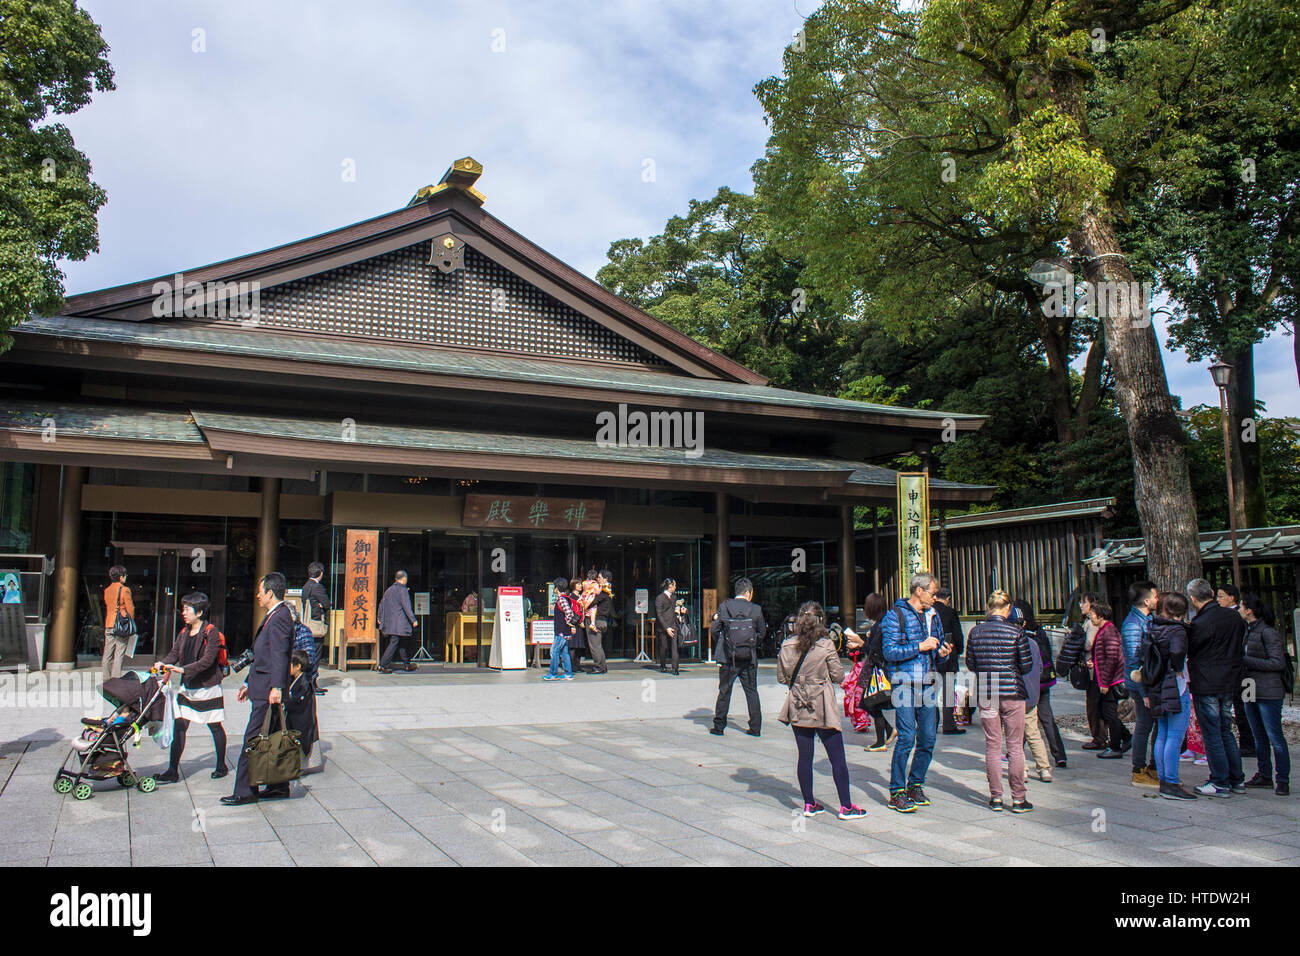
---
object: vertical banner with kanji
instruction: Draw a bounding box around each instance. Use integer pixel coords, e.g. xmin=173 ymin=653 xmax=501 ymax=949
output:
xmin=896 ymin=474 xmax=931 ymax=584
xmin=345 ymin=530 xmax=379 ymax=645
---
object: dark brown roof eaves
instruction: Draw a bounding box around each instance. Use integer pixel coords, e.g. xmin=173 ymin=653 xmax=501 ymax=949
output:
xmin=463 ymin=204 xmax=767 ymax=386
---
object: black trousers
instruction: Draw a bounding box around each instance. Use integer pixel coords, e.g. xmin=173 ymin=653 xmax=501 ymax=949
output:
xmin=1037 ymin=688 xmax=1067 ymax=764
xmin=379 ymin=633 xmax=410 ymax=668
xmin=869 ymin=704 xmax=893 ymax=745
xmin=1233 ymin=689 xmax=1255 ymax=753
xmin=713 ymin=660 xmax=760 ymax=733
xmin=1085 ymin=675 xmax=1105 ymax=744
xmin=657 ymin=628 xmax=679 ymax=672
xmin=233 ymin=696 xmax=283 ymax=798
xmin=1098 ymin=689 xmax=1126 ymax=751
xmin=936 ymin=669 xmax=959 ymax=732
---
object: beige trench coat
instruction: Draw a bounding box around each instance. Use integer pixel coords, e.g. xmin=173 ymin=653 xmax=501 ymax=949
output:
xmin=777 ymin=636 xmax=844 ymax=729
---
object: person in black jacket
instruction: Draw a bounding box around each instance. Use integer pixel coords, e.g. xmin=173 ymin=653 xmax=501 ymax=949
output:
xmin=586 ymin=570 xmax=613 ymax=674
xmin=845 ymin=592 xmax=895 ymax=751
xmin=655 ymin=578 xmax=679 ymax=675
xmin=1142 ymin=592 xmax=1194 ymax=800
xmin=223 ymin=572 xmax=295 ymax=806
xmin=1186 ymin=578 xmax=1246 ymax=796
xmin=965 ymin=589 xmax=1034 ymax=812
xmin=287 ymin=648 xmax=320 ymax=768
xmin=301 ymin=563 xmax=330 ymax=695
xmin=1240 ymin=594 xmax=1290 ymax=795
xmin=933 ymin=588 xmax=965 ymax=735
xmin=710 ymin=578 xmax=766 ymax=737
xmin=1015 ymin=599 xmax=1066 ymax=767
xmin=155 ymin=592 xmax=227 ymax=783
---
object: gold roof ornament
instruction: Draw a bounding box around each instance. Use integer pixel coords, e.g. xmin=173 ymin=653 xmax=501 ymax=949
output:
xmin=408 ymin=157 xmax=486 ymax=207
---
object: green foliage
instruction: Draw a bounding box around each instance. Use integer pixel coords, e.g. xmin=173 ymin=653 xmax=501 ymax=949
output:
xmin=0 ymin=0 xmax=114 ymax=348
xmin=1184 ymin=407 xmax=1300 ymax=528
xmin=596 ymin=187 xmax=853 ymax=393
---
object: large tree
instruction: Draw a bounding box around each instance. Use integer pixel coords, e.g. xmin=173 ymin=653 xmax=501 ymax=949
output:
xmin=1115 ymin=5 xmax=1300 ymax=528
xmin=0 ymin=0 xmax=114 ymax=349
xmin=755 ymin=0 xmax=1210 ymax=589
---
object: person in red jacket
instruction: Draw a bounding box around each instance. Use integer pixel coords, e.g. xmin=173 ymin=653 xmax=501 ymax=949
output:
xmin=1089 ymin=601 xmax=1128 ymax=759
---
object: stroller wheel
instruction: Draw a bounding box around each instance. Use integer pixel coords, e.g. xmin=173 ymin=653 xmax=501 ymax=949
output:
xmin=136 ymin=777 xmax=156 ymax=793
xmin=73 ymin=782 xmax=93 ymax=801
xmin=117 ymin=773 xmax=136 ymax=788
xmin=53 ymin=775 xmax=73 ymax=794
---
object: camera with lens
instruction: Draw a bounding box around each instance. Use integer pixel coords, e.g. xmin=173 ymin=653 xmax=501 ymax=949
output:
xmin=229 ymin=648 xmax=255 ymax=674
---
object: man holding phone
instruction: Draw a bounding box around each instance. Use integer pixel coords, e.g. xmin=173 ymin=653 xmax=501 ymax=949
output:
xmin=880 ymin=571 xmax=951 ymax=813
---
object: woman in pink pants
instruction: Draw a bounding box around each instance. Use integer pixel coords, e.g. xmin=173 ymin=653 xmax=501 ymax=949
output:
xmin=964 ymin=590 xmax=1036 ymax=812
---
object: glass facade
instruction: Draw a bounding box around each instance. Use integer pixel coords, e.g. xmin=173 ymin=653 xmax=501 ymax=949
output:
xmin=0 ymin=462 xmax=35 ymax=551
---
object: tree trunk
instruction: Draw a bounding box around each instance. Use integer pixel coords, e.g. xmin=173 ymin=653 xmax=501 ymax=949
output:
xmin=1227 ymin=346 xmax=1265 ymax=528
xmin=1069 ymin=210 xmax=1203 ymax=592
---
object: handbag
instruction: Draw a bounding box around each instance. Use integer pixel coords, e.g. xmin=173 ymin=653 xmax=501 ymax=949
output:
xmin=243 ymin=703 xmax=302 ymax=787
xmin=1068 ymin=662 xmax=1090 ymax=691
xmin=861 ymin=666 xmax=892 ymax=710
xmin=110 ymin=586 xmax=137 ymax=640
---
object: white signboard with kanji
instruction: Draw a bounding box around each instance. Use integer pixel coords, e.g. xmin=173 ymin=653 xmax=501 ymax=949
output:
xmin=488 ymin=586 xmax=527 ymax=669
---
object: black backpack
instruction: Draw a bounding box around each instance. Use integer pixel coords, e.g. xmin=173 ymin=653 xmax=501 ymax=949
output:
xmin=1140 ymin=631 xmax=1167 ymax=689
xmin=866 ymin=607 xmax=908 ymax=669
xmin=720 ymin=601 xmax=759 ymax=663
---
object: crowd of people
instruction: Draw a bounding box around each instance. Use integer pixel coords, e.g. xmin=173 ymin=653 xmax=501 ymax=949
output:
xmin=760 ymin=571 xmax=1291 ymax=819
xmin=98 ymin=558 xmax=1290 ymax=815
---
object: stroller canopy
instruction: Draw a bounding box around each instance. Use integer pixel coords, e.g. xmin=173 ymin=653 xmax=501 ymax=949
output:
xmin=100 ymin=673 xmax=166 ymax=723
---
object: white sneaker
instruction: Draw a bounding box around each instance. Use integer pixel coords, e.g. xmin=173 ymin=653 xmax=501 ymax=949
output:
xmin=1194 ymin=782 xmax=1218 ymax=795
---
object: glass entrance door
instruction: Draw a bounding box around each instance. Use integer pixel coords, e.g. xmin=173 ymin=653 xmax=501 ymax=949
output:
xmin=154 ymin=547 xmax=224 ymax=659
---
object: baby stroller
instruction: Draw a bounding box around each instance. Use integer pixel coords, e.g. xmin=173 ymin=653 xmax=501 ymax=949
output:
xmin=53 ymin=671 xmax=167 ymax=800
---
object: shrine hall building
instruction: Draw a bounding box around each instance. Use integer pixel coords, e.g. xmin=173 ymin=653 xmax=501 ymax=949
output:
xmin=0 ymin=157 xmax=992 ymax=669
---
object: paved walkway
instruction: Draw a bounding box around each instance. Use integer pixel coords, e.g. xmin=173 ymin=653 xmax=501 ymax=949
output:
xmin=1 ymin=665 xmax=1296 ymax=866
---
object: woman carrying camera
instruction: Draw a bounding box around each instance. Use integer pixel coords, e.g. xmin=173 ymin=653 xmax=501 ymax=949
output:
xmin=156 ymin=591 xmax=228 ymax=783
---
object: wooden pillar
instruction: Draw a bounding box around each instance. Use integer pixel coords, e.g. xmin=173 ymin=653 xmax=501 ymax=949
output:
xmin=714 ymin=492 xmax=730 ymax=597
xmin=839 ymin=504 xmax=856 ymax=626
xmin=871 ymin=507 xmax=880 ymax=594
xmin=254 ymin=477 xmax=281 ymax=627
xmin=46 ymin=465 xmax=85 ymax=671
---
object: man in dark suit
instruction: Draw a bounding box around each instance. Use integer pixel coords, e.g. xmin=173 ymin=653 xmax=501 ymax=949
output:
xmin=655 ymin=578 xmax=679 ymax=675
xmin=933 ymin=587 xmax=965 ymax=735
xmin=222 ymin=571 xmax=294 ymax=806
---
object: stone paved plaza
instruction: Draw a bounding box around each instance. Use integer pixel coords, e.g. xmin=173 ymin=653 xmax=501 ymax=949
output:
xmin=1 ymin=664 xmax=1296 ymax=866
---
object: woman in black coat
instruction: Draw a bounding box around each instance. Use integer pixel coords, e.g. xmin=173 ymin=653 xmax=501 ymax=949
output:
xmin=1142 ymin=592 xmax=1193 ymax=799
xmin=1241 ymin=594 xmax=1290 ymax=794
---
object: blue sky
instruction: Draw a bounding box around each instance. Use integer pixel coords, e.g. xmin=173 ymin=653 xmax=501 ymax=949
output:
xmin=57 ymin=0 xmax=1297 ymax=416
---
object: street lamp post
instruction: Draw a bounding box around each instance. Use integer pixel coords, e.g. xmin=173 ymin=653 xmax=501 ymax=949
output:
xmin=1209 ymin=360 xmax=1242 ymax=587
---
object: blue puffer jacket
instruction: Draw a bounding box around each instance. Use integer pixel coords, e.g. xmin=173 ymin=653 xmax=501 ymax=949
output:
xmin=1120 ymin=607 xmax=1150 ymax=693
xmin=881 ymin=599 xmax=942 ymax=686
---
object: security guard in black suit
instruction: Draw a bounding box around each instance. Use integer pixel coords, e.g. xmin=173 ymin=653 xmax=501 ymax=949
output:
xmin=222 ymin=571 xmax=294 ymax=805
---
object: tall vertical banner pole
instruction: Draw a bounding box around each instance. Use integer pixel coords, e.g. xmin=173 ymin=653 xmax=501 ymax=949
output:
xmin=896 ymin=473 xmax=932 ymax=583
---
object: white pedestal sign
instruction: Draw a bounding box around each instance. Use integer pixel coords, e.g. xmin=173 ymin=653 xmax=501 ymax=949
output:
xmin=488 ymin=586 xmax=527 ymax=670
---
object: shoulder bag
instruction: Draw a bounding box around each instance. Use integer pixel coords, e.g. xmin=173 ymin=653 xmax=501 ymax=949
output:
xmin=110 ymin=586 xmax=137 ymax=640
xmin=243 ymin=703 xmax=302 ymax=787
